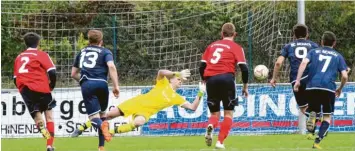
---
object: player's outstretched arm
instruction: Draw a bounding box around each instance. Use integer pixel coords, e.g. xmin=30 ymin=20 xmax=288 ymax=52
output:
xmin=181 ymin=82 xmax=206 ymax=111
xmin=107 ymin=61 xmax=120 ymax=98
xmin=157 ymin=69 xmax=191 ymax=80
xmin=294 ymin=58 xmax=309 ymax=92
xmin=270 ymin=56 xmax=285 ymax=87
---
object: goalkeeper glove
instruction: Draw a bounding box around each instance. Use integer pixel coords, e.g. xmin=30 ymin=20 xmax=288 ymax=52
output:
xmin=198 ymin=82 xmax=206 ymax=97
xmin=174 ymin=69 xmax=191 ymax=80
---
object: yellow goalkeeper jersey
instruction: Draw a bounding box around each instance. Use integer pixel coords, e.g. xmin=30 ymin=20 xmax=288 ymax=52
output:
xmin=118 ymin=77 xmax=186 ymax=120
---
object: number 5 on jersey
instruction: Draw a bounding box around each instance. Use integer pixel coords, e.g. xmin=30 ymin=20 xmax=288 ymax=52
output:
xmin=210 ymin=48 xmax=224 ymax=64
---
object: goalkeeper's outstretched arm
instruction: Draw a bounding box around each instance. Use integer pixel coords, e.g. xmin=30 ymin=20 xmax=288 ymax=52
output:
xmin=181 ymin=82 xmax=206 ymax=111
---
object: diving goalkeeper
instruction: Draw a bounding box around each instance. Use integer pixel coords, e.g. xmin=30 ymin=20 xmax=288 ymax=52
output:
xmin=71 ymin=69 xmax=206 ymax=139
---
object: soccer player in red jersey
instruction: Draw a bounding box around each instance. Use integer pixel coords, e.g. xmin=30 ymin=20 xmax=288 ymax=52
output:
xmin=199 ymin=23 xmax=249 ymax=149
xmin=13 ymin=32 xmax=57 ymax=151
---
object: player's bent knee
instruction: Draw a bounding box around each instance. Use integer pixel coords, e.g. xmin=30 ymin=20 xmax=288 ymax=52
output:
xmin=224 ymin=110 xmax=233 ymax=118
xmin=133 ymin=116 xmax=146 ymax=127
xmin=44 ymin=110 xmax=54 ymax=122
xmin=322 ymin=114 xmax=331 ymax=123
xmin=89 ymin=113 xmax=100 ymax=120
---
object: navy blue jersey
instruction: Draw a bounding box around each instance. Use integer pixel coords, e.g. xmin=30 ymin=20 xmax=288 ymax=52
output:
xmin=73 ymin=46 xmax=114 ymax=82
xmin=281 ymin=39 xmax=319 ymax=83
xmin=306 ymin=47 xmax=347 ymax=92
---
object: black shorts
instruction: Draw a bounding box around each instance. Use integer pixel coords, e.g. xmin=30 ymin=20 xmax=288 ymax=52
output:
xmin=205 ymin=73 xmax=237 ymax=112
xmin=20 ymin=86 xmax=56 ymax=118
xmin=306 ymin=89 xmax=335 ymax=115
xmin=291 ymin=82 xmax=308 ymax=108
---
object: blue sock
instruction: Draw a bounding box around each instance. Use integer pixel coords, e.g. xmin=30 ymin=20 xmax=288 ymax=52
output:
xmin=91 ymin=118 xmax=104 ymax=147
xmin=91 ymin=118 xmax=103 ymax=129
xmin=98 ymin=117 xmax=106 ymax=147
xmin=316 ymin=121 xmax=330 ymax=143
xmin=98 ymin=128 xmax=105 ymax=147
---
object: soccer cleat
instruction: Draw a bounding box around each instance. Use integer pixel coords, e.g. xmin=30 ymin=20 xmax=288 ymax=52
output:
xmin=204 ymin=124 xmax=214 ymax=147
xmin=46 ymin=146 xmax=55 ymax=151
xmin=306 ymin=133 xmax=316 ymax=140
xmin=215 ymin=141 xmax=225 ymax=149
xmin=306 ymin=111 xmax=317 ymax=132
xmin=101 ymin=121 xmax=112 ymax=142
xmin=71 ymin=128 xmax=83 ymax=137
xmin=98 ymin=146 xmax=105 ymax=151
xmin=41 ymin=128 xmax=51 ymax=140
xmin=312 ymin=143 xmax=322 ymax=149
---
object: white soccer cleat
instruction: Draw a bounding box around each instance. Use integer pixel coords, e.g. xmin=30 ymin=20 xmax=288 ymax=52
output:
xmin=215 ymin=141 xmax=225 ymax=149
xmin=204 ymin=124 xmax=213 ymax=146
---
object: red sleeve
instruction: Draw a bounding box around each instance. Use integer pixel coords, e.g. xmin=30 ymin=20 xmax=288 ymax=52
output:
xmin=39 ymin=52 xmax=56 ymax=72
xmin=201 ymin=45 xmax=210 ymax=63
xmin=234 ymin=45 xmax=246 ymax=65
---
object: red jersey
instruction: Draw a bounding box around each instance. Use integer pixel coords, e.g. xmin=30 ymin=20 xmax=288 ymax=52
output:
xmin=13 ymin=48 xmax=56 ymax=93
xmin=202 ymin=39 xmax=246 ymax=77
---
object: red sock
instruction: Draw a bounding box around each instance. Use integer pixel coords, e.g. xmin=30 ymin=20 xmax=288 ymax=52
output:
xmin=208 ymin=115 xmax=219 ymax=128
xmin=46 ymin=122 xmax=55 ymax=147
xmin=218 ymin=117 xmax=232 ymax=144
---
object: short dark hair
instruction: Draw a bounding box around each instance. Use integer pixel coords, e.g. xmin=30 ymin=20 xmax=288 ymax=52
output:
xmin=293 ymin=24 xmax=308 ymax=39
xmin=24 ymin=32 xmax=41 ymax=48
xmin=88 ymin=30 xmax=103 ymax=45
xmin=322 ymin=31 xmax=336 ymax=47
xmin=221 ymin=23 xmax=235 ymax=37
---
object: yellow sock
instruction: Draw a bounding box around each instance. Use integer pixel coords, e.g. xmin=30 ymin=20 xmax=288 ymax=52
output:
xmin=79 ymin=120 xmax=92 ymax=131
xmin=116 ymin=123 xmax=136 ymax=134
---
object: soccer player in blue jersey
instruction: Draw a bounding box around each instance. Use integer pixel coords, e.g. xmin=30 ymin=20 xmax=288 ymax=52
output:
xmin=270 ymin=24 xmax=319 ymax=135
xmin=71 ymin=30 xmax=119 ymax=151
xmin=294 ymin=31 xmax=348 ymax=149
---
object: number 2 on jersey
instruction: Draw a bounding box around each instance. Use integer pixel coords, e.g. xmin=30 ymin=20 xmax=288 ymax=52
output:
xmin=19 ymin=57 xmax=30 ymax=73
xmin=318 ymin=54 xmax=331 ymax=72
xmin=210 ymin=48 xmax=224 ymax=64
xmin=79 ymin=52 xmax=98 ymax=68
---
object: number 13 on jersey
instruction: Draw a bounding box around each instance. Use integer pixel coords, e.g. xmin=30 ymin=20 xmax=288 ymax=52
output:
xmin=210 ymin=48 xmax=224 ymax=64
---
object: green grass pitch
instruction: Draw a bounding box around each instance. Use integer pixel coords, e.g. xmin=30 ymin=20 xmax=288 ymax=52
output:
xmin=2 ymin=133 xmax=355 ymax=151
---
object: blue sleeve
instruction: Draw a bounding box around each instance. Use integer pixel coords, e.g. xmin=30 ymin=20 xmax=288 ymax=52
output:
xmin=104 ymin=50 xmax=114 ymax=63
xmin=338 ymin=56 xmax=347 ymax=72
xmin=280 ymin=44 xmax=288 ymax=57
xmin=306 ymin=50 xmax=314 ymax=62
xmin=73 ymin=52 xmax=81 ymax=68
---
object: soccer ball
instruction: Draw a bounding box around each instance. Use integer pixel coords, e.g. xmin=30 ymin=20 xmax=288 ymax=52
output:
xmin=254 ymin=65 xmax=269 ymax=80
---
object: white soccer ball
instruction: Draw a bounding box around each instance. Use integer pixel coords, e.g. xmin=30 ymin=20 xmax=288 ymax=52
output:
xmin=254 ymin=65 xmax=269 ymax=80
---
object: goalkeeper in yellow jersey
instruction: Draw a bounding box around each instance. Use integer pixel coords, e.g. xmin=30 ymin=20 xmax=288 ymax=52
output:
xmin=71 ymin=69 xmax=206 ymax=140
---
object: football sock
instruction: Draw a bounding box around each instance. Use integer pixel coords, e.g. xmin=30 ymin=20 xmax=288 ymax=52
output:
xmin=98 ymin=127 xmax=105 ymax=147
xmin=46 ymin=122 xmax=55 ymax=147
xmin=208 ymin=115 xmax=219 ymax=128
xmin=98 ymin=117 xmax=106 ymax=147
xmin=218 ymin=116 xmax=232 ymax=144
xmin=116 ymin=123 xmax=135 ymax=134
xmin=79 ymin=120 xmax=92 ymax=131
xmin=316 ymin=121 xmax=330 ymax=143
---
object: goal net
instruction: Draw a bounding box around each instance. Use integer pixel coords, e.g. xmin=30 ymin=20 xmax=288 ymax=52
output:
xmin=1 ymin=1 xmax=354 ymax=138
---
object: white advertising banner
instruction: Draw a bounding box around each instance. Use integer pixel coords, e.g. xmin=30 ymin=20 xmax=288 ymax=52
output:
xmin=1 ymin=87 xmax=142 ymax=138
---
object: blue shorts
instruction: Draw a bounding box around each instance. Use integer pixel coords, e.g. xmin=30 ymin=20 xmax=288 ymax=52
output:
xmin=80 ymin=80 xmax=109 ymax=116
